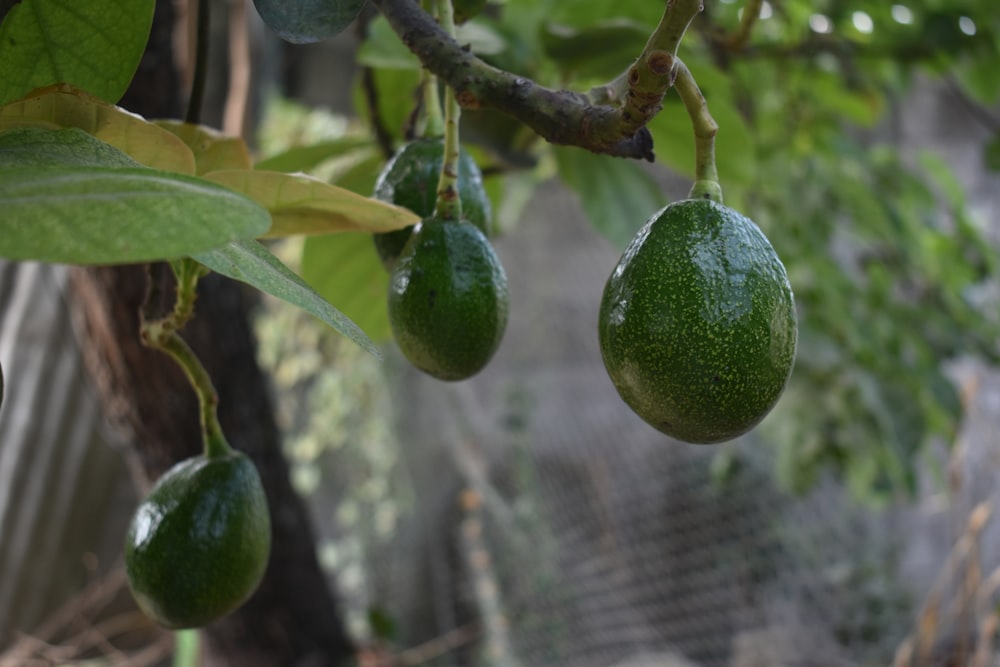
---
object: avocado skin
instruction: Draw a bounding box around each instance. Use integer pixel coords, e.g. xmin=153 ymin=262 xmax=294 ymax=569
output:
xmin=373 ymin=137 xmax=492 ymax=271
xmin=388 ymin=218 xmax=509 ymax=381
xmin=599 ymin=199 xmax=797 ymax=444
xmin=125 ymin=451 xmax=271 ymax=628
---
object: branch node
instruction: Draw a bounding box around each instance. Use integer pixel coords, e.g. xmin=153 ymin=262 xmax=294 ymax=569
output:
xmin=646 ymin=50 xmax=674 ymax=75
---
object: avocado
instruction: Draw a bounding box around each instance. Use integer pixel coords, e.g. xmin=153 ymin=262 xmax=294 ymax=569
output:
xmin=599 ymin=199 xmax=797 ymax=444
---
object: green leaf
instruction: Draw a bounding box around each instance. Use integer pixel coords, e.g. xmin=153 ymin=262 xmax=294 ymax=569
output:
xmin=0 ymin=127 xmax=270 ymax=264
xmin=553 ymin=146 xmax=664 ymax=249
xmin=0 ymin=168 xmax=271 ymax=264
xmin=541 ymin=20 xmax=649 ymax=80
xmin=953 ymin=53 xmax=1000 ymax=107
xmin=986 ymin=136 xmax=1000 ymax=173
xmin=301 ymin=233 xmax=391 ymax=344
xmin=254 ymin=137 xmax=372 ymax=173
xmin=0 ymin=0 xmax=154 ymax=105
xmin=0 ymin=126 xmax=142 ymax=168
xmin=252 ymin=0 xmax=365 ymax=44
xmin=193 ymin=239 xmax=380 ymax=357
xmin=917 ymin=150 xmax=966 ymax=209
xmin=356 ymin=16 xmax=421 ymax=70
xmin=201 ymin=169 xmax=420 ymax=237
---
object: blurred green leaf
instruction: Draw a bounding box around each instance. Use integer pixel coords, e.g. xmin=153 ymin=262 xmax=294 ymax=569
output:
xmin=0 ymin=0 xmax=154 ymax=105
xmin=194 ymin=239 xmax=380 ymax=357
xmin=301 ymin=233 xmax=391 ymax=343
xmin=553 ymin=146 xmax=664 ymax=249
xmin=255 ymin=137 xmax=372 ymax=173
xmin=541 ymin=20 xmax=649 ymax=80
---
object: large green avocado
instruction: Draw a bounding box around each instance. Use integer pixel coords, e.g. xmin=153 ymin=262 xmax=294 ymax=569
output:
xmin=124 ymin=451 xmax=271 ymax=628
xmin=373 ymin=137 xmax=492 ymax=271
xmin=388 ymin=218 xmax=509 ymax=381
xmin=598 ymin=199 xmax=797 ymax=444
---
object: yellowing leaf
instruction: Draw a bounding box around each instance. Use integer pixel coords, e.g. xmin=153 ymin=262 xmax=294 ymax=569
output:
xmin=155 ymin=120 xmax=253 ymax=174
xmin=201 ymin=169 xmax=420 ymax=238
xmin=0 ymin=84 xmax=195 ymax=174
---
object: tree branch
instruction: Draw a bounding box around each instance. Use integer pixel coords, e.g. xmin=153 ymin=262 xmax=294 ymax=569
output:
xmin=369 ymin=0 xmax=707 ymax=161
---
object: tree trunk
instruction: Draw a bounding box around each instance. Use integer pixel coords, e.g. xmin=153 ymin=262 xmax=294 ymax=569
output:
xmin=66 ymin=1 xmax=355 ymax=665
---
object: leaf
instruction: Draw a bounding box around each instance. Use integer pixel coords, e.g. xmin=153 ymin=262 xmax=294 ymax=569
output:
xmin=201 ymin=169 xmax=420 ymax=237
xmin=300 ymin=233 xmax=392 ymax=344
xmin=0 ymin=0 xmax=154 ymax=105
xmin=917 ymin=150 xmax=966 ymax=209
xmin=953 ymin=53 xmax=1000 ymax=107
xmin=192 ymin=239 xmax=380 ymax=357
xmin=154 ymin=120 xmax=253 ymax=174
xmin=254 ymin=137 xmax=372 ymax=173
xmin=541 ymin=20 xmax=650 ymax=80
xmin=356 ymin=16 xmax=421 ymax=70
xmin=553 ymin=146 xmax=664 ymax=249
xmin=0 ymin=84 xmax=196 ymax=173
xmin=252 ymin=0 xmax=366 ymax=44
xmin=0 ymin=168 xmax=271 ymax=265
xmin=0 ymin=126 xmax=143 ymax=168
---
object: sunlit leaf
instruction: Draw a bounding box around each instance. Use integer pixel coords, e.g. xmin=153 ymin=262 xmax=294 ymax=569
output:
xmin=201 ymin=169 xmax=420 ymax=237
xmin=193 ymin=239 xmax=380 ymax=357
xmin=155 ymin=120 xmax=253 ymax=174
xmin=0 ymin=84 xmax=196 ymax=173
xmin=0 ymin=0 xmax=154 ymax=105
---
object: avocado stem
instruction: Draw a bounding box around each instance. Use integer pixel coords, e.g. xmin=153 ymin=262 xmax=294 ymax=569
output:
xmin=432 ymin=0 xmax=463 ymax=223
xmin=159 ymin=332 xmax=233 ymax=459
xmin=421 ymin=72 xmax=446 ymax=138
xmin=672 ymin=59 xmax=723 ymax=204
xmin=140 ymin=258 xmax=232 ymax=460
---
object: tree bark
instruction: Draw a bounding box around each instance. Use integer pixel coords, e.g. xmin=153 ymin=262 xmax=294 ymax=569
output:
xmin=66 ymin=1 xmax=355 ymax=665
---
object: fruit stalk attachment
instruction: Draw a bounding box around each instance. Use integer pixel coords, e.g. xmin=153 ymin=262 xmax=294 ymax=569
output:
xmin=673 ymin=59 xmax=722 ymax=204
xmin=432 ymin=0 xmax=463 ymax=223
xmin=420 ymin=70 xmax=446 ymax=138
xmin=140 ymin=258 xmax=231 ymax=460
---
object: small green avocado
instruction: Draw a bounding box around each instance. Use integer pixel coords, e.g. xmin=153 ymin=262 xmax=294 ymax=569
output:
xmin=598 ymin=199 xmax=797 ymax=444
xmin=388 ymin=217 xmax=509 ymax=381
xmin=124 ymin=450 xmax=271 ymax=628
xmin=373 ymin=137 xmax=492 ymax=271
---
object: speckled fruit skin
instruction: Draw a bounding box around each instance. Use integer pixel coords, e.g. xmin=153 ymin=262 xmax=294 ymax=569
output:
xmin=599 ymin=199 xmax=797 ymax=444
xmin=388 ymin=218 xmax=509 ymax=381
xmin=125 ymin=451 xmax=271 ymax=629
xmin=373 ymin=137 xmax=492 ymax=271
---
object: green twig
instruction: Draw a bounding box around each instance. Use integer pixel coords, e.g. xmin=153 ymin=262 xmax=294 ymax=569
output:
xmin=140 ymin=259 xmax=231 ymax=460
xmin=618 ymin=0 xmax=703 ymax=116
xmin=672 ymin=59 xmax=722 ymax=203
xmin=422 ymin=71 xmax=446 ymax=137
xmin=433 ymin=0 xmax=462 ymax=221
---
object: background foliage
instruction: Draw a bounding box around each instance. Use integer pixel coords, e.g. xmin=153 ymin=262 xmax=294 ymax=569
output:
xmin=277 ymin=0 xmax=1000 ymax=502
